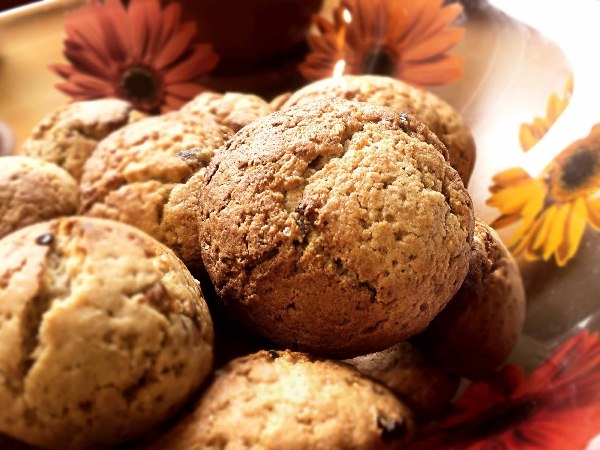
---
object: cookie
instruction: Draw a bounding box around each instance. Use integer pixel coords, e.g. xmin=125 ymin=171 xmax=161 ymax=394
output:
xmin=0 ymin=156 xmax=78 ymax=239
xmin=278 ymin=74 xmax=476 ymax=185
xmin=181 ymin=92 xmax=274 ymax=132
xmin=17 ymin=99 xmax=143 ymax=181
xmin=415 ymin=218 xmax=526 ymax=379
xmin=344 ymin=342 xmax=460 ymax=422
xmin=199 ymin=97 xmax=474 ymax=357
xmin=0 ymin=216 xmax=214 ymax=450
xmin=79 ymin=111 xmax=233 ymax=272
xmin=142 ymin=350 xmax=414 ymax=450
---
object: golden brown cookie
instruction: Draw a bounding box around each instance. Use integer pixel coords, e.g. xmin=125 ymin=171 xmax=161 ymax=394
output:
xmin=343 ymin=342 xmax=460 ymax=422
xmin=181 ymin=92 xmax=274 ymax=132
xmin=142 ymin=350 xmax=414 ymax=450
xmin=17 ymin=99 xmax=143 ymax=181
xmin=199 ymin=97 xmax=474 ymax=357
xmin=0 ymin=156 xmax=78 ymax=239
xmin=0 ymin=216 xmax=214 ymax=450
xmin=415 ymin=218 xmax=526 ymax=379
xmin=279 ymin=75 xmax=476 ymax=186
xmin=79 ymin=111 xmax=233 ymax=272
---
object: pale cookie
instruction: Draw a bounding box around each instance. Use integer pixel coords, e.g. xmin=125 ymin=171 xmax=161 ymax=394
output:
xmin=199 ymin=97 xmax=474 ymax=357
xmin=181 ymin=92 xmax=274 ymax=132
xmin=0 ymin=156 xmax=78 ymax=239
xmin=416 ymin=218 xmax=526 ymax=379
xmin=0 ymin=216 xmax=214 ymax=450
xmin=279 ymin=75 xmax=476 ymax=185
xmin=142 ymin=350 xmax=414 ymax=450
xmin=17 ymin=99 xmax=143 ymax=181
xmin=344 ymin=342 xmax=460 ymax=422
xmin=79 ymin=111 xmax=233 ymax=272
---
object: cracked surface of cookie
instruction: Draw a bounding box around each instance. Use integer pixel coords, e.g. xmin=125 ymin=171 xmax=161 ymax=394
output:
xmin=278 ymin=75 xmax=476 ymax=186
xmin=415 ymin=218 xmax=526 ymax=379
xmin=17 ymin=99 xmax=143 ymax=181
xmin=0 ymin=217 xmax=214 ymax=450
xmin=79 ymin=111 xmax=233 ymax=272
xmin=143 ymin=350 xmax=414 ymax=450
xmin=199 ymin=97 xmax=474 ymax=357
xmin=0 ymin=156 xmax=78 ymax=239
xmin=181 ymin=92 xmax=274 ymax=132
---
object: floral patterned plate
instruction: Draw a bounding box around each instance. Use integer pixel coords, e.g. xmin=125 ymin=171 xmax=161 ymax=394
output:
xmin=1 ymin=0 xmax=600 ymax=448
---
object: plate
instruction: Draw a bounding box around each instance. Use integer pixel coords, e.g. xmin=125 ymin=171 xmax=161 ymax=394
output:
xmin=1 ymin=0 xmax=600 ymax=448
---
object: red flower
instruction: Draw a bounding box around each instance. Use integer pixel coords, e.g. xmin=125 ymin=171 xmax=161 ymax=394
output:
xmin=411 ymin=330 xmax=600 ymax=449
xmin=300 ymin=0 xmax=465 ymax=86
xmin=50 ymin=0 xmax=219 ymax=114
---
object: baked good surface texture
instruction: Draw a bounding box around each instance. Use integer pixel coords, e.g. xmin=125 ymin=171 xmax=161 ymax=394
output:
xmin=181 ymin=92 xmax=274 ymax=132
xmin=0 ymin=156 xmax=78 ymax=239
xmin=17 ymin=99 xmax=142 ymax=181
xmin=199 ymin=97 xmax=474 ymax=357
xmin=0 ymin=216 xmax=214 ymax=450
xmin=143 ymin=350 xmax=414 ymax=450
xmin=416 ymin=218 xmax=526 ymax=379
xmin=344 ymin=342 xmax=460 ymax=422
xmin=279 ymin=75 xmax=476 ymax=186
xmin=79 ymin=111 xmax=233 ymax=272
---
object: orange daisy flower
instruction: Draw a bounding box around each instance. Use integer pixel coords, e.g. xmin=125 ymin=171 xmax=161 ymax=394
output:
xmin=49 ymin=0 xmax=219 ymax=114
xmin=410 ymin=330 xmax=600 ymax=449
xmin=299 ymin=0 xmax=465 ymax=86
xmin=519 ymin=74 xmax=574 ymax=152
xmin=487 ymin=123 xmax=600 ymax=267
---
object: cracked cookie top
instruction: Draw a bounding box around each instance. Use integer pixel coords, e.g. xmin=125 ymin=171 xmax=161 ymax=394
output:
xmin=79 ymin=111 xmax=234 ymax=273
xmin=17 ymin=99 xmax=144 ymax=181
xmin=144 ymin=350 xmax=414 ymax=450
xmin=198 ymin=97 xmax=474 ymax=358
xmin=278 ymin=74 xmax=477 ymax=186
xmin=0 ymin=216 xmax=214 ymax=450
xmin=181 ymin=91 xmax=274 ymax=132
xmin=0 ymin=156 xmax=78 ymax=240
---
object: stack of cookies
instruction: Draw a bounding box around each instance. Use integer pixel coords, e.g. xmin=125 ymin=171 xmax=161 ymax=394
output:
xmin=0 ymin=75 xmax=525 ymax=449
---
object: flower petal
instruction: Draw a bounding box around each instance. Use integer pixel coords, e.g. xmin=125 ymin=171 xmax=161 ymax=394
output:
xmin=163 ymin=45 xmax=219 ymax=83
xmin=154 ymin=21 xmax=198 ymax=70
xmin=400 ymin=54 xmax=463 ymax=85
xmin=402 ymin=28 xmax=465 ymax=61
xmin=542 ymin=202 xmax=571 ymax=261
xmin=586 ymin=198 xmax=600 ymax=230
xmin=556 ymin=197 xmax=587 ymax=266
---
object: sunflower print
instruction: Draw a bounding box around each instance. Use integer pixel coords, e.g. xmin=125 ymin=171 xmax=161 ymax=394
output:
xmin=49 ymin=0 xmax=219 ymax=114
xmin=487 ymin=123 xmax=600 ymax=267
xmin=299 ymin=0 xmax=465 ymax=86
xmin=519 ymin=74 xmax=574 ymax=152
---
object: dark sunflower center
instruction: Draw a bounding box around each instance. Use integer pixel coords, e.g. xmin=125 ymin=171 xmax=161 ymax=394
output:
xmin=560 ymin=146 xmax=597 ymax=189
xmin=120 ymin=65 xmax=161 ymax=107
xmin=362 ymin=49 xmax=397 ymax=76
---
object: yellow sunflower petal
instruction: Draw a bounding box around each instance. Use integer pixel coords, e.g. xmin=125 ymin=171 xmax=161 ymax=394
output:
xmin=586 ymin=198 xmax=600 ymax=230
xmin=489 ymin=168 xmax=532 ymax=191
xmin=542 ymin=202 xmax=571 ymax=261
xmin=510 ymin=215 xmax=543 ymax=258
xmin=531 ymin=204 xmax=559 ymax=251
xmin=506 ymin=186 xmax=547 ymax=249
xmin=489 ymin=213 xmax=521 ymax=230
xmin=556 ymin=197 xmax=588 ymax=266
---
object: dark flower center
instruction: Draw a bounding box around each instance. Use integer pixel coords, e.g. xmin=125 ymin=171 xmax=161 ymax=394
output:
xmin=362 ymin=48 xmax=397 ymax=76
xmin=560 ymin=146 xmax=598 ymax=190
xmin=119 ymin=65 xmax=161 ymax=111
